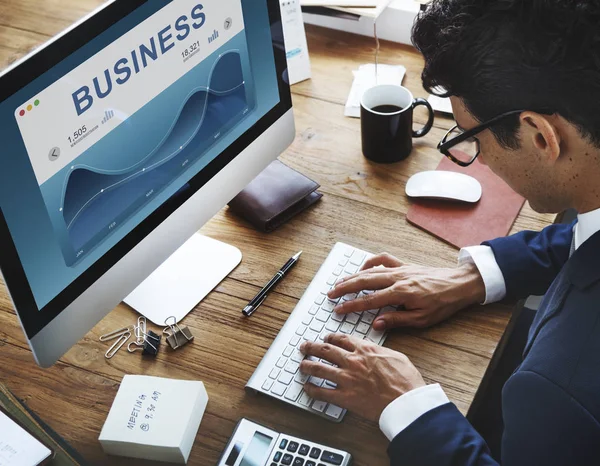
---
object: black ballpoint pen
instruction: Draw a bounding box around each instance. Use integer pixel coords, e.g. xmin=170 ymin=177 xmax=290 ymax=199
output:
xmin=242 ymin=251 xmax=302 ymax=317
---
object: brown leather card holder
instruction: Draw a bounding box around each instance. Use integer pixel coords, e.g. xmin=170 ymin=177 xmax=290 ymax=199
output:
xmin=228 ymin=160 xmax=323 ymax=232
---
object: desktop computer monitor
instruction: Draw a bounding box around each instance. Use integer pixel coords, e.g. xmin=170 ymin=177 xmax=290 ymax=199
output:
xmin=0 ymin=0 xmax=294 ymax=367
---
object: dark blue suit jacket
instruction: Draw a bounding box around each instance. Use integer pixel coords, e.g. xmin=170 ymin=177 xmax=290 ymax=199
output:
xmin=389 ymin=222 xmax=600 ymax=465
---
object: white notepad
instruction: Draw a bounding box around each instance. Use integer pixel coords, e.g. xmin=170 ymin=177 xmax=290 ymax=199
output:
xmin=0 ymin=411 xmax=52 ymax=466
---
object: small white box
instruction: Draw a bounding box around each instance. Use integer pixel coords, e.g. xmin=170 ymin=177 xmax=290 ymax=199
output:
xmin=99 ymin=375 xmax=209 ymax=464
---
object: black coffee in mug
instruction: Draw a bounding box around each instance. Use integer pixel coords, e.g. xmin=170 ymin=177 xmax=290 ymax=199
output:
xmin=361 ymin=85 xmax=434 ymax=164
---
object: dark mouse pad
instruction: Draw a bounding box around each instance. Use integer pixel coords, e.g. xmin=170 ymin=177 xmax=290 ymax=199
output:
xmin=406 ymin=157 xmax=525 ymax=249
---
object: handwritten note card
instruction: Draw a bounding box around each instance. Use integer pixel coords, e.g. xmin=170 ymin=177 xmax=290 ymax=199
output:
xmin=0 ymin=411 xmax=52 ymax=466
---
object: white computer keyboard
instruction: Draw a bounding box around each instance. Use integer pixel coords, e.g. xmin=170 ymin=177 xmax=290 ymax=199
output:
xmin=246 ymin=242 xmax=393 ymax=423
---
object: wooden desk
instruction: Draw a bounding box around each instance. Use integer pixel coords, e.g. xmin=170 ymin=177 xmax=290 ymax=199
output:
xmin=0 ymin=3 xmax=555 ymax=465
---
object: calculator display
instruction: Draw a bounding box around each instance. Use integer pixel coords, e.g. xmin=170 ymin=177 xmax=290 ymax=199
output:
xmin=239 ymin=432 xmax=273 ymax=466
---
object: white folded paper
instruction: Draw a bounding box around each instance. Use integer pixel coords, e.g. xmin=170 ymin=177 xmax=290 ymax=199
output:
xmin=427 ymin=94 xmax=453 ymax=115
xmin=345 ymin=63 xmax=406 ymax=118
xmin=99 ymin=375 xmax=209 ymax=464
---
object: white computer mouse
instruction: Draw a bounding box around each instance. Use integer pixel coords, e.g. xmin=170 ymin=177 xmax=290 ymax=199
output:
xmin=406 ymin=170 xmax=482 ymax=203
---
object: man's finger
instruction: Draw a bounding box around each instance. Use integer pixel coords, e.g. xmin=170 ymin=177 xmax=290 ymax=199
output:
xmin=334 ymin=288 xmax=403 ymax=315
xmin=373 ymin=309 xmax=426 ymax=331
xmin=300 ymin=341 xmax=348 ymax=366
xmin=328 ymin=273 xmax=396 ymax=299
xmin=299 ymin=359 xmax=342 ymax=382
xmin=361 ymin=253 xmax=403 ymax=271
xmin=324 ymin=333 xmax=360 ymax=352
xmin=303 ymin=383 xmax=343 ymax=406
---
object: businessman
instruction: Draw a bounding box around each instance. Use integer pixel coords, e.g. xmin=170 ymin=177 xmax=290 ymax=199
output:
xmin=299 ymin=1 xmax=600 ymax=464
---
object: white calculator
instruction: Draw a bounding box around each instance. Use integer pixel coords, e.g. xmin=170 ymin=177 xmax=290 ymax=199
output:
xmin=218 ymin=418 xmax=353 ymax=466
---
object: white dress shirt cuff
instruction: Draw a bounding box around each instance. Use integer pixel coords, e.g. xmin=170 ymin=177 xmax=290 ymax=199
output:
xmin=379 ymin=384 xmax=449 ymax=442
xmin=458 ymin=245 xmax=507 ymax=304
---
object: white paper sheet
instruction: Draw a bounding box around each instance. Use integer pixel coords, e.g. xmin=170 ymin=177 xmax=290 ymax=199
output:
xmin=0 ymin=411 xmax=52 ymax=466
xmin=345 ymin=63 xmax=406 ymax=118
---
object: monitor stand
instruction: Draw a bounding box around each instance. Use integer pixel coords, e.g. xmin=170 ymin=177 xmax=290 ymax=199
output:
xmin=124 ymin=234 xmax=242 ymax=326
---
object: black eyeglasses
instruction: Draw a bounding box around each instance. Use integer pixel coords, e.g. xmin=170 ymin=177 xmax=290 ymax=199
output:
xmin=438 ymin=109 xmax=526 ymax=167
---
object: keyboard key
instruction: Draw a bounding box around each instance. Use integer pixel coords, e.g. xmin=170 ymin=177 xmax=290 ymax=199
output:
xmin=262 ymin=379 xmax=274 ymax=391
xmin=304 ymin=330 xmax=319 ymax=342
xmin=311 ymin=400 xmax=327 ymax=412
xmin=325 ymin=320 xmax=341 ymax=332
xmin=321 ymin=300 xmax=336 ymax=312
xmin=282 ymin=453 xmax=294 ymax=465
xmin=326 ymin=275 xmax=337 ymax=286
xmin=355 ymin=322 xmax=370 ymax=334
xmin=350 ymin=251 xmax=366 ymax=265
xmin=366 ymin=307 xmax=379 ymax=315
xmin=285 ymin=382 xmax=304 ymax=401
xmin=296 ymin=325 xmax=307 ymax=336
xmin=324 ymin=380 xmax=337 ymax=388
xmin=325 ymin=404 xmax=344 ymax=419
xmin=290 ymin=335 xmax=301 ymax=346
xmin=318 ymin=332 xmax=328 ymax=341
xmin=310 ymin=447 xmax=321 ymax=459
xmin=276 ymin=357 xmax=287 ymax=368
xmin=320 ymin=284 xmax=332 ymax=295
xmin=338 ymin=257 xmax=349 ymax=267
xmin=381 ymin=305 xmax=397 ymax=315
xmin=316 ymin=310 xmax=330 ymax=322
xmin=367 ymin=327 xmax=386 ymax=344
xmin=291 ymin=350 xmax=305 ymax=363
xmin=331 ymin=312 xmax=344 ymax=322
xmin=360 ymin=312 xmax=375 ymax=324
xmin=299 ymin=444 xmax=310 ymax=456
xmin=283 ymin=346 xmax=294 ymax=357
xmin=342 ymin=293 xmax=357 ymax=301
xmin=314 ymin=295 xmax=325 ymax=305
xmin=309 ymin=376 xmax=324 ymax=387
xmin=270 ymin=368 xmax=281 ymax=379
xmin=345 ymin=313 xmax=360 ymax=324
xmin=279 ymin=372 xmax=293 ymax=385
xmin=345 ymin=264 xmax=359 ymax=274
xmin=298 ymin=391 xmax=312 ymax=406
xmin=280 ymin=439 xmax=288 ymax=449
xmin=295 ymin=371 xmax=310 ymax=384
xmin=310 ymin=320 xmax=325 ymax=333
xmin=308 ymin=304 xmax=319 ymax=315
xmin=321 ymin=451 xmax=344 ymax=465
xmin=340 ymin=322 xmax=354 ymax=334
xmin=293 ymin=458 xmax=305 ymax=466
xmin=288 ymin=441 xmax=299 ymax=453
xmin=302 ymin=315 xmax=313 ymax=326
xmin=285 ymin=360 xmax=300 ymax=374
xmin=332 ymin=266 xmax=343 ymax=276
xmin=343 ymin=247 xmax=353 ymax=257
xmin=271 ymin=382 xmax=287 ymax=397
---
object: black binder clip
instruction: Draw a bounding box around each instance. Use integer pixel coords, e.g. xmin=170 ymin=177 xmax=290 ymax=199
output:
xmin=163 ymin=316 xmax=194 ymax=350
xmin=128 ymin=330 xmax=161 ymax=356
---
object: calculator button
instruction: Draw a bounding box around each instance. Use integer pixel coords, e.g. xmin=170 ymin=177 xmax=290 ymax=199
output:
xmin=280 ymin=439 xmax=288 ymax=449
xmin=310 ymin=447 xmax=321 ymax=459
xmin=271 ymin=463 xmax=277 ymax=466
xmin=306 ymin=462 xmax=316 ymax=466
xmin=299 ymin=444 xmax=310 ymax=456
xmin=293 ymin=459 xmax=305 ymax=466
xmin=274 ymin=451 xmax=283 ymax=461
xmin=287 ymin=441 xmax=299 ymax=453
xmin=282 ymin=454 xmax=294 ymax=465
xmin=320 ymin=451 xmax=344 ymax=465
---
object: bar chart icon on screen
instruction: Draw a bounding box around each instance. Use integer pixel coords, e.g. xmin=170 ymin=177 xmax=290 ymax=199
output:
xmin=208 ymin=30 xmax=219 ymax=44
xmin=101 ymin=110 xmax=114 ymax=125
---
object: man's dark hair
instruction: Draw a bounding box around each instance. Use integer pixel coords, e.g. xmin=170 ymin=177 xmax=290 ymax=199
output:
xmin=412 ymin=0 xmax=600 ymax=149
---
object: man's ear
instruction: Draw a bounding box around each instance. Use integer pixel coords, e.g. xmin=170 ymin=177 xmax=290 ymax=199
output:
xmin=520 ymin=112 xmax=562 ymax=163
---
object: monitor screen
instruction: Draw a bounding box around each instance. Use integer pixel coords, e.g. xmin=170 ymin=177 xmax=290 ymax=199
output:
xmin=0 ymin=0 xmax=289 ymax=338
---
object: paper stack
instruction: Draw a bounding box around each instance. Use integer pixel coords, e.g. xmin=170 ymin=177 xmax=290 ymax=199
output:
xmin=345 ymin=63 xmax=406 ymax=117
